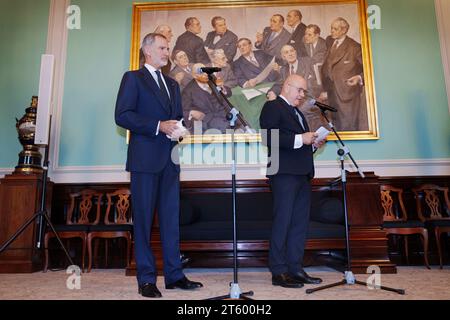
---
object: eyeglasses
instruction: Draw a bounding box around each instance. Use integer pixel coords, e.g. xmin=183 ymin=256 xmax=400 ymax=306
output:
xmin=288 ymin=84 xmax=308 ymax=95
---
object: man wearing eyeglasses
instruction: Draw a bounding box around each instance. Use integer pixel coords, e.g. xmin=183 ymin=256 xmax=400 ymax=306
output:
xmin=260 ymin=74 xmax=326 ymax=289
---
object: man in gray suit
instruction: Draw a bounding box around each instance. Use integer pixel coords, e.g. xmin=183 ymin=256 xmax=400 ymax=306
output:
xmin=209 ymin=49 xmax=238 ymax=89
xmin=268 ymin=45 xmax=313 ymax=98
xmin=182 ymin=63 xmax=232 ymax=133
xmin=174 ymin=17 xmax=210 ymax=65
xmin=255 ymin=14 xmax=291 ymax=62
xmin=321 ymin=17 xmax=368 ymax=131
xmin=267 ymin=45 xmax=327 ymax=132
xmin=303 ymin=24 xmax=327 ymax=99
xmin=287 ymin=9 xmax=308 ymax=58
xmin=169 ymin=50 xmax=194 ymax=92
xmin=204 ymin=16 xmax=238 ymax=63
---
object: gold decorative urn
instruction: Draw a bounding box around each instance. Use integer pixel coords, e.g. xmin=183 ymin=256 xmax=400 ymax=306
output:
xmin=14 ymin=96 xmax=43 ymax=174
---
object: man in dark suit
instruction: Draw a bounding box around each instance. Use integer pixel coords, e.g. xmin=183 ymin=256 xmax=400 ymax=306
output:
xmin=286 ymin=9 xmax=308 ymax=58
xmin=204 ymin=16 xmax=238 ymax=63
xmin=115 ymin=33 xmax=203 ymax=298
xmin=255 ymin=14 xmax=291 ymax=62
xmin=260 ymin=74 xmax=325 ymax=289
xmin=174 ymin=17 xmax=210 ymax=65
xmin=321 ymin=17 xmax=367 ymax=131
xmin=233 ymin=38 xmax=279 ymax=88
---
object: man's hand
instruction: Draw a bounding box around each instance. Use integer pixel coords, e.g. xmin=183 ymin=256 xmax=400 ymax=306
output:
xmin=346 ymin=75 xmax=363 ymax=87
xmin=159 ymin=120 xmax=179 ymax=136
xmin=302 ymin=132 xmax=318 ymax=145
xmin=266 ymin=91 xmax=276 ymax=101
xmin=189 ymin=110 xmax=205 ymax=121
xmin=313 ymin=138 xmax=327 ymax=149
xmin=256 ymin=32 xmax=263 ymax=44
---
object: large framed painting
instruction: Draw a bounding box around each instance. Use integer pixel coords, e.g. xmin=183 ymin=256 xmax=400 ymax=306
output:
xmin=130 ymin=0 xmax=379 ymax=143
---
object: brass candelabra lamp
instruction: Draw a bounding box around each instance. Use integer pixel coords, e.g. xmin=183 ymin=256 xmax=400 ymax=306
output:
xmin=14 ymin=96 xmax=43 ymax=174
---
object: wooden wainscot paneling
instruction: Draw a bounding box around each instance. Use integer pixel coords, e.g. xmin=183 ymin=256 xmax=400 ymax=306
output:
xmin=0 ymin=173 xmax=53 ymax=273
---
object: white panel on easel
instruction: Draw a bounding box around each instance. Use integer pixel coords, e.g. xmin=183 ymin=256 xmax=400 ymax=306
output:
xmin=35 ymin=54 xmax=55 ymax=146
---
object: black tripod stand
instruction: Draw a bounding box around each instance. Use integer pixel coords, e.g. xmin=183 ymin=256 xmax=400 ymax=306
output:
xmin=203 ymin=72 xmax=254 ymax=300
xmin=0 ymin=120 xmax=74 ymax=271
xmin=305 ymin=109 xmax=404 ymax=295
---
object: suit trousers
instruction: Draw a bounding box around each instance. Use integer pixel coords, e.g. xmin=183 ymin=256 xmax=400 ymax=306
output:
xmin=131 ymin=163 xmax=184 ymax=286
xmin=269 ymin=174 xmax=312 ymax=275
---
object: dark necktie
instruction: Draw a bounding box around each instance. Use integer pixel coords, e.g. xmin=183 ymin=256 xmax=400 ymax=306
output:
xmin=155 ymin=70 xmax=170 ymax=105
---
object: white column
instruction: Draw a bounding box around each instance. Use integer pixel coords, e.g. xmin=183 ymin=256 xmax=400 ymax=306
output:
xmin=45 ymin=0 xmax=70 ymax=176
xmin=435 ymin=0 xmax=450 ymax=113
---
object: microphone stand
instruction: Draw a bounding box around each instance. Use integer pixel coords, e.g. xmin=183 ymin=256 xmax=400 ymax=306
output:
xmin=204 ymin=73 xmax=254 ymax=133
xmin=306 ymin=108 xmax=405 ymax=295
xmin=204 ymin=73 xmax=254 ymax=300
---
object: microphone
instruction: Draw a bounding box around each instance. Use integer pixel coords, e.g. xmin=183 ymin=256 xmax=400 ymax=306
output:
xmin=306 ymin=95 xmax=338 ymax=112
xmin=196 ymin=67 xmax=222 ymax=74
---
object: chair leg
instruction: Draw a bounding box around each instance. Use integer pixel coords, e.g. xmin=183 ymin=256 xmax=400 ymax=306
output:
xmin=87 ymin=233 xmax=93 ymax=273
xmin=435 ymin=228 xmax=443 ymax=269
xmin=105 ymin=239 xmax=109 ymax=268
xmin=126 ymin=234 xmax=131 ymax=268
xmin=81 ymin=235 xmax=86 ymax=273
xmin=93 ymin=238 xmax=99 ymax=268
xmin=404 ymin=236 xmax=410 ymax=265
xmin=43 ymin=233 xmax=51 ymax=272
xmin=419 ymin=229 xmax=430 ymax=269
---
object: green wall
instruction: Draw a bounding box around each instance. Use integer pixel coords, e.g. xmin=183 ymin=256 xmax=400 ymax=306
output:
xmin=1 ymin=0 xmax=449 ymax=171
xmin=0 ymin=0 xmax=50 ymax=167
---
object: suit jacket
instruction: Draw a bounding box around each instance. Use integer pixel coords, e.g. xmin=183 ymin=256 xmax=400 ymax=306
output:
xmin=269 ymin=59 xmax=313 ymax=95
xmin=256 ymin=27 xmax=291 ymax=61
xmin=181 ymin=80 xmax=231 ymax=133
xmin=169 ymin=63 xmax=194 ymax=91
xmin=174 ymin=31 xmax=210 ymax=64
xmin=115 ymin=67 xmax=183 ymax=173
xmin=204 ymin=30 xmax=238 ymax=62
xmin=321 ymin=36 xmax=363 ymax=102
xmin=207 ymin=63 xmax=238 ymax=89
xmin=232 ymin=50 xmax=279 ymax=87
xmin=259 ymin=96 xmax=314 ymax=178
xmin=288 ymin=23 xmax=308 ymax=57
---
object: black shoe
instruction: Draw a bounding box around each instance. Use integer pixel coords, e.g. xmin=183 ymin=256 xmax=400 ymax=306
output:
xmin=165 ymin=276 xmax=203 ymax=290
xmin=272 ymin=273 xmax=304 ymax=288
xmin=290 ymin=270 xmax=322 ymax=284
xmin=138 ymin=283 xmax=162 ymax=298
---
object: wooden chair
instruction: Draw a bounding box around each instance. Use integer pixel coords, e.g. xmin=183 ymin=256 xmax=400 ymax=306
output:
xmin=413 ymin=184 xmax=450 ymax=269
xmin=44 ymin=189 xmax=103 ymax=272
xmin=87 ymin=189 xmax=133 ymax=272
xmin=380 ymin=185 xmax=430 ymax=269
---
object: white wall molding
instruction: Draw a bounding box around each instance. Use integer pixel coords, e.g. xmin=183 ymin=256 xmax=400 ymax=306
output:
xmin=46 ymin=158 xmax=450 ymax=183
xmin=435 ymin=0 xmax=450 ymax=113
xmin=0 ymin=168 xmax=14 ymax=179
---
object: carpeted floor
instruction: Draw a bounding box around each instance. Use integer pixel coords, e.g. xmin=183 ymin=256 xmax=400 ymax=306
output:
xmin=0 ymin=266 xmax=449 ymax=300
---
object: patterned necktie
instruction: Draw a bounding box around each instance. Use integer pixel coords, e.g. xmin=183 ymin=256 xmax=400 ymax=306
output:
xmin=155 ymin=70 xmax=170 ymax=105
xmin=290 ymin=64 xmax=295 ymax=75
xmin=293 ymin=107 xmax=307 ymax=131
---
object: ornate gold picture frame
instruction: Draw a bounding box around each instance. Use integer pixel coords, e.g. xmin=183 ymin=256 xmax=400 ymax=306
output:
xmin=130 ymin=0 xmax=379 ymax=143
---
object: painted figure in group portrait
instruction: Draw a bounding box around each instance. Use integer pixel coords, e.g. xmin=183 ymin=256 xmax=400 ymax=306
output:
xmin=131 ymin=0 xmax=378 ymax=140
